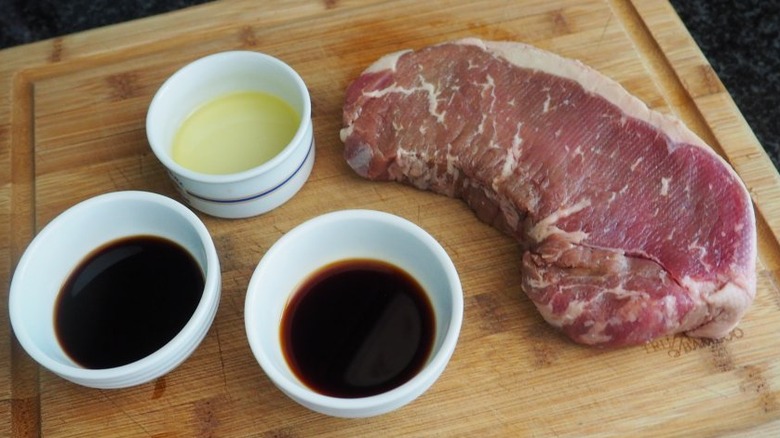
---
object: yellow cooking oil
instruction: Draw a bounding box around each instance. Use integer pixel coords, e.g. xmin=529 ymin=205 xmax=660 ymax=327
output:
xmin=172 ymin=91 xmax=299 ymax=174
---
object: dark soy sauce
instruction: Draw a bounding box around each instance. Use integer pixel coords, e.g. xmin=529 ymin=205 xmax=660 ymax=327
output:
xmin=55 ymin=235 xmax=204 ymax=369
xmin=281 ymin=259 xmax=435 ymax=398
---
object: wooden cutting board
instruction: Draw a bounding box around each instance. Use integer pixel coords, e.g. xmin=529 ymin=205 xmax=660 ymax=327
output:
xmin=2 ymin=0 xmax=779 ymax=435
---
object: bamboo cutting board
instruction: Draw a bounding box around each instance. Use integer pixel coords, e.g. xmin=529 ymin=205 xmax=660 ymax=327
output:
xmin=2 ymin=0 xmax=780 ymax=436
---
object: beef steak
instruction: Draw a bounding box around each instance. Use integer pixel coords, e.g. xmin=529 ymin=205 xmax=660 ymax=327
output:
xmin=340 ymin=38 xmax=757 ymax=347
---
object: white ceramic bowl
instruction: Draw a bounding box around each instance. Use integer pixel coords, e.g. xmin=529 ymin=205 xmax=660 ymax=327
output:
xmin=245 ymin=210 xmax=463 ymax=418
xmin=9 ymin=191 xmax=221 ymax=389
xmin=146 ymin=51 xmax=314 ymax=219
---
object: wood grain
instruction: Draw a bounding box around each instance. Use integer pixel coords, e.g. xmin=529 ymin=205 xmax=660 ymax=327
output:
xmin=2 ymin=0 xmax=779 ymax=435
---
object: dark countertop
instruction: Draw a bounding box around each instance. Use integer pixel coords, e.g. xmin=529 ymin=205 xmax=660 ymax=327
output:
xmin=1 ymin=0 xmax=778 ymax=171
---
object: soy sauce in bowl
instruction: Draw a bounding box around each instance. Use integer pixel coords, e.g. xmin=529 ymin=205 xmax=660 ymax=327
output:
xmin=280 ymin=258 xmax=435 ymax=398
xmin=55 ymin=235 xmax=204 ymax=369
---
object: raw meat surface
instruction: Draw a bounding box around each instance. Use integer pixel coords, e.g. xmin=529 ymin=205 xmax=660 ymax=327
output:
xmin=340 ymin=38 xmax=757 ymax=347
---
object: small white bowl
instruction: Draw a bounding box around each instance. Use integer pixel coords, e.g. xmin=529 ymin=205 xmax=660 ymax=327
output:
xmin=146 ymin=51 xmax=314 ymax=219
xmin=9 ymin=191 xmax=221 ymax=389
xmin=244 ymin=210 xmax=463 ymax=418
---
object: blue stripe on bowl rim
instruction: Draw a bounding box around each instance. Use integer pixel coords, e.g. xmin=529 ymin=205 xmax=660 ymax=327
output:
xmin=185 ymin=138 xmax=314 ymax=204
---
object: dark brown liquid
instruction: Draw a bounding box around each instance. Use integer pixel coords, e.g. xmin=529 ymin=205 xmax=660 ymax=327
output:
xmin=55 ymin=235 xmax=204 ymax=369
xmin=281 ymin=259 xmax=435 ymax=398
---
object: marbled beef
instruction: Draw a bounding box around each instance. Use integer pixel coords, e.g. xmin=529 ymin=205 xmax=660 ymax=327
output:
xmin=340 ymin=38 xmax=756 ymax=347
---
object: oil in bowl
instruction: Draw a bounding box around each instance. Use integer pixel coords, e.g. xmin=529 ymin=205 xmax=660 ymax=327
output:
xmin=172 ymin=91 xmax=299 ymax=175
xmin=146 ymin=51 xmax=315 ymax=219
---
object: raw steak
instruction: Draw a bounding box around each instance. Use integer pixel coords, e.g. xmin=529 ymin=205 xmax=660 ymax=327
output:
xmin=340 ymin=38 xmax=757 ymax=347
